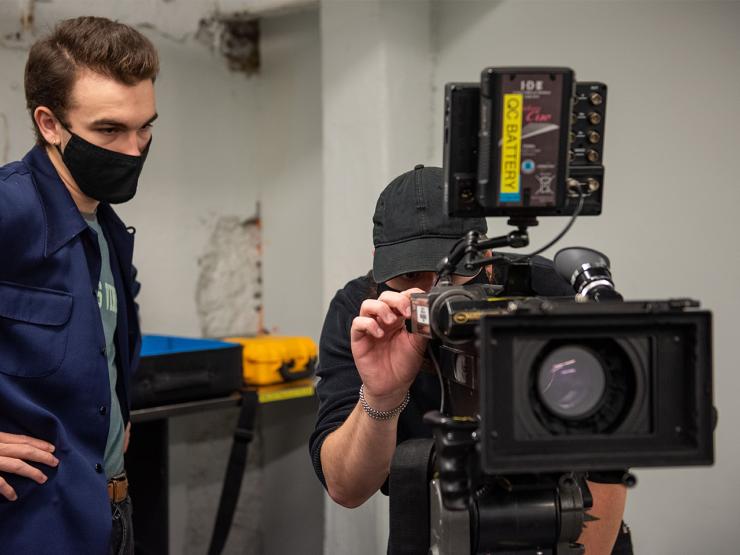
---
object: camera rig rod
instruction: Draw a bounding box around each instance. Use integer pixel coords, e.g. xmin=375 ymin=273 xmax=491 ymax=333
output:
xmin=436 ymin=228 xmax=531 ymax=279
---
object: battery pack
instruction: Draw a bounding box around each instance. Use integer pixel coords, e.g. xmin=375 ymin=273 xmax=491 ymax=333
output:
xmin=478 ymin=67 xmax=574 ymax=217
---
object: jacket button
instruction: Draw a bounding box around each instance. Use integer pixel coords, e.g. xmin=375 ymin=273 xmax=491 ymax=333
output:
xmin=99 ymin=405 xmax=107 ymax=415
xmin=95 ymin=463 xmax=103 ymax=473
xmin=100 ymin=346 xmax=107 ymax=356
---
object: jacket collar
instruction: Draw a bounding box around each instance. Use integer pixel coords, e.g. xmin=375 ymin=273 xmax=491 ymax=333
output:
xmin=24 ymin=145 xmax=89 ymax=257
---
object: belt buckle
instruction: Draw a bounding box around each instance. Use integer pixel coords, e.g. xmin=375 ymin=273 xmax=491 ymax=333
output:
xmin=107 ymin=475 xmax=128 ymax=503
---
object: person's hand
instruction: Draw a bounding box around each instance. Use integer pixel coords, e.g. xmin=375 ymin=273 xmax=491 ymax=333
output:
xmin=0 ymin=432 xmax=59 ymax=501
xmin=351 ymin=288 xmax=428 ymax=410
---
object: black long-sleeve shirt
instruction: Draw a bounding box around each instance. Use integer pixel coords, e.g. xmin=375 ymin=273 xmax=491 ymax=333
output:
xmin=309 ymin=253 xmax=575 ymax=487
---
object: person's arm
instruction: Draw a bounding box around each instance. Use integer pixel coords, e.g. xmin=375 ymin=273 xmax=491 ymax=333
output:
xmin=0 ymin=182 xmax=60 ymax=502
xmin=0 ymin=432 xmax=59 ymax=501
xmin=578 ymin=481 xmax=628 ymax=554
xmin=320 ymin=288 xmax=426 ymax=508
xmin=124 ymin=422 xmax=131 ymax=453
xmin=321 ymin=400 xmax=404 ymax=507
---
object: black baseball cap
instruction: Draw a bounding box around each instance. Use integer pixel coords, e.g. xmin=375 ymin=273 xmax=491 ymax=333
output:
xmin=372 ymin=165 xmax=488 ymax=283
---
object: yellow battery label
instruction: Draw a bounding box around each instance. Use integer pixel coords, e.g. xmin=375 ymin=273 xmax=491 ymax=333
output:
xmin=500 ymin=93 xmax=523 ymax=202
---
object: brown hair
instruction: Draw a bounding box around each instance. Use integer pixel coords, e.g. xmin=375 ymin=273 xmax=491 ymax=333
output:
xmin=25 ymin=16 xmax=159 ymax=145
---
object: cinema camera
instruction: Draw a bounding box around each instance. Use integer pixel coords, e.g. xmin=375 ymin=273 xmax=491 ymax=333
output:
xmin=388 ymin=68 xmax=715 ymax=555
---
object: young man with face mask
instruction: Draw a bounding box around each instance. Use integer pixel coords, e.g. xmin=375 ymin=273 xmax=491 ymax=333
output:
xmin=310 ymin=165 xmax=634 ymax=554
xmin=0 ymin=17 xmax=157 ymax=554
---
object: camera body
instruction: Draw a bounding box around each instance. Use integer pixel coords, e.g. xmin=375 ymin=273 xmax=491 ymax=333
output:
xmin=397 ymin=261 xmax=714 ymax=554
xmin=409 ymin=288 xmax=714 ymax=475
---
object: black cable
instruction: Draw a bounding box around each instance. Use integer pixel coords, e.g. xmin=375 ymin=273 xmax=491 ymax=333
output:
xmin=433 ymin=236 xmax=468 ymax=288
xmin=427 ymin=344 xmax=446 ymax=414
xmin=437 ymin=189 xmax=585 ymax=281
xmin=516 ymin=189 xmax=585 ymax=259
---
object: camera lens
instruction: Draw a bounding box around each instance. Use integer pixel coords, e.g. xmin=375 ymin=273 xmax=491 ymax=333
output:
xmin=537 ymin=345 xmax=606 ymax=419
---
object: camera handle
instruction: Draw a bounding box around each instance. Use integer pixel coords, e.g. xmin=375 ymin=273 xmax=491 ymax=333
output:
xmin=424 ymin=411 xmax=480 ymax=511
xmin=436 ymin=226 xmax=532 ymax=280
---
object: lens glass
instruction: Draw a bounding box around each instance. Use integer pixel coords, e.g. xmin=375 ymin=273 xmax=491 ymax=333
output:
xmin=537 ymin=345 xmax=606 ymax=420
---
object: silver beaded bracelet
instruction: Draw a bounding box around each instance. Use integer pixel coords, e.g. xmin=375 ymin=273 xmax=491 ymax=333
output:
xmin=359 ymin=384 xmax=410 ymax=421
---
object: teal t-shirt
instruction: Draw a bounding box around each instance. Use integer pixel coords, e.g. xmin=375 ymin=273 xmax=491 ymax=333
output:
xmin=84 ymin=212 xmax=125 ymax=479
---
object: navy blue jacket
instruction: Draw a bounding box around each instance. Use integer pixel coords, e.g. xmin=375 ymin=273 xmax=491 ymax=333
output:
xmin=0 ymin=146 xmax=141 ymax=554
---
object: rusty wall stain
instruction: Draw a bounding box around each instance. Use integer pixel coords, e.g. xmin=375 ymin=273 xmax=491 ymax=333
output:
xmin=196 ymin=14 xmax=260 ymax=75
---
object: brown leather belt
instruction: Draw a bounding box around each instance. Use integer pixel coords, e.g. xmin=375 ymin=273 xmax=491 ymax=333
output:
xmin=107 ymin=474 xmax=129 ymax=503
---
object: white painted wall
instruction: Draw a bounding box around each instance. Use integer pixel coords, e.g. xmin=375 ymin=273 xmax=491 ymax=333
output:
xmin=0 ymin=0 xmax=316 ymax=41
xmin=320 ymin=1 xmax=433 ymax=552
xmin=320 ymin=0 xmax=435 ymax=304
xmin=257 ymin=9 xmax=324 ymax=340
xmin=116 ymin=32 xmax=263 ymax=337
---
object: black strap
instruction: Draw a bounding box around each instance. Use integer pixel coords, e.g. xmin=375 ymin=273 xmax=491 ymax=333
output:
xmin=207 ymin=389 xmax=259 ymax=555
xmin=610 ymin=523 xmax=634 ymax=555
xmin=388 ymin=438 xmax=435 ymax=555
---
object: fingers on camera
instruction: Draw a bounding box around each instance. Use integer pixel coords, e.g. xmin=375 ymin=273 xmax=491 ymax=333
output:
xmin=360 ymin=299 xmax=402 ymax=324
xmin=352 ymin=316 xmax=385 ymax=339
xmin=374 ymin=293 xmax=412 ymax=319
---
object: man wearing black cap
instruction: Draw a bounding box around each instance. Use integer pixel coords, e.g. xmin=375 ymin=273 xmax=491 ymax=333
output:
xmin=309 ymin=165 xmax=630 ymax=554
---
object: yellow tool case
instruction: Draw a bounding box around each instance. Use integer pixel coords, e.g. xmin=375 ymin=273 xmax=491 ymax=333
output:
xmin=223 ymin=336 xmax=317 ymax=385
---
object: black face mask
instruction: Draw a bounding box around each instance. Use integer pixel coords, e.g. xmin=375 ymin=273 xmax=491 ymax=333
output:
xmin=57 ymin=132 xmax=151 ymax=204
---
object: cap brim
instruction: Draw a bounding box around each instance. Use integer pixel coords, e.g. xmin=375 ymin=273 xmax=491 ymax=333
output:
xmin=372 ymin=236 xmax=477 ymax=283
